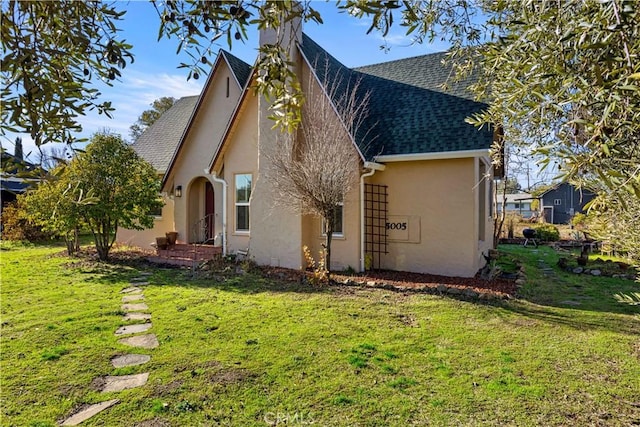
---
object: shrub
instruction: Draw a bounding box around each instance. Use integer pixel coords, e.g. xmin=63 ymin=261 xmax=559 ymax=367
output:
xmin=571 ymin=213 xmax=587 ymax=228
xmin=0 ymin=200 xmax=51 ymax=241
xmin=535 ymin=224 xmax=560 ymax=242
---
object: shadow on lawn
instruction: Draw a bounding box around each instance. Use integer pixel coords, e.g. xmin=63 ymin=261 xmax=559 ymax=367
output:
xmin=497 ymin=300 xmax=640 ymax=336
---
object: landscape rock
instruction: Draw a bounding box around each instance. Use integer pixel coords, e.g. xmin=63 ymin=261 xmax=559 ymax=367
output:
xmin=447 ymin=287 xmax=462 ymax=295
xmin=118 ymin=334 xmax=159 ymax=349
xmin=124 ymin=312 xmax=152 ymax=321
xmin=515 ymin=279 xmax=526 ymax=286
xmin=464 ymin=288 xmax=479 ymax=299
xmin=122 ymin=303 xmax=149 ymax=311
xmin=61 ymin=399 xmax=120 ymax=426
xmin=437 ymin=284 xmax=448 ymax=294
xmin=115 ymin=323 xmax=152 ymax=336
xmin=590 ymin=269 xmax=602 ymax=276
xmin=111 ymin=354 xmax=151 ymax=368
xmin=572 ymin=267 xmax=584 ymax=274
xmin=122 ymin=294 xmax=145 ymax=302
xmin=99 ymin=373 xmax=149 ymax=392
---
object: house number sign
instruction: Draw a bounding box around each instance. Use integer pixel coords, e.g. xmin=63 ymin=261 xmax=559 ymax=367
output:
xmin=386 ymin=215 xmax=420 ymax=243
xmin=385 ymin=221 xmax=407 ymax=230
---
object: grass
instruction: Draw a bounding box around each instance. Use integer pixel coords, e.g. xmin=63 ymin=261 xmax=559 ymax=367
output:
xmin=1 ymin=240 xmax=639 ymax=426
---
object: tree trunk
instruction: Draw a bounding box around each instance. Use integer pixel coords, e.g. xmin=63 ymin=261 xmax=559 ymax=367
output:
xmin=325 ymin=218 xmax=333 ymax=281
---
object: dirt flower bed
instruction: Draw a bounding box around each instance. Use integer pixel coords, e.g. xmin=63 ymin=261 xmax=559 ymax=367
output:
xmin=260 ymin=266 xmax=517 ymax=299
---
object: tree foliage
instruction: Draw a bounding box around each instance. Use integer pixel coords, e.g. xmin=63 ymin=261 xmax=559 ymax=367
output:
xmin=129 ymin=96 xmax=176 ymax=141
xmin=4 ymin=0 xmax=639 ymax=203
xmin=22 ymin=165 xmax=87 ymax=254
xmin=24 ymin=133 xmax=162 ymax=260
xmin=1 ymin=0 xmax=133 ymax=146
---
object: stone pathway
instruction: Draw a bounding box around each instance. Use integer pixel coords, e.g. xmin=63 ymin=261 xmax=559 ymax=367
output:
xmin=61 ymin=274 xmax=159 ymax=425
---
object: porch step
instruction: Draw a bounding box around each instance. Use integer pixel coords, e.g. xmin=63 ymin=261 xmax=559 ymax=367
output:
xmin=149 ymin=243 xmax=222 ymax=267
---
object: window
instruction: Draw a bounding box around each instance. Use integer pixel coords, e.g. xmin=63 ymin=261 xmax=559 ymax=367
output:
xmin=322 ymin=204 xmax=344 ymax=236
xmin=235 ymin=174 xmax=252 ymax=232
xmin=151 ymin=195 xmax=164 ymax=218
xmin=554 ymin=199 xmax=562 ymax=206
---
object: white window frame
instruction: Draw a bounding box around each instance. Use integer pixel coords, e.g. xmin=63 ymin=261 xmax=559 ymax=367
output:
xmin=234 ymin=173 xmax=252 ymax=233
xmin=322 ymin=203 xmax=344 ymax=238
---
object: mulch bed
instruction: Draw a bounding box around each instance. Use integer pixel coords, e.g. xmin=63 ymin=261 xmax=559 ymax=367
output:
xmin=260 ymin=266 xmax=517 ymax=298
xmin=60 ymin=246 xmax=517 ymax=298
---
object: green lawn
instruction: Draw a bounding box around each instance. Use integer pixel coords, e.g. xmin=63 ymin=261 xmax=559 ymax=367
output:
xmin=1 ymin=241 xmax=639 ymax=426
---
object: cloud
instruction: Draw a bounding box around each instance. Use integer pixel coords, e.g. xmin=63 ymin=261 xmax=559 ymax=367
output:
xmin=80 ymin=70 xmax=204 ymax=140
xmin=2 ymin=70 xmax=203 ymax=161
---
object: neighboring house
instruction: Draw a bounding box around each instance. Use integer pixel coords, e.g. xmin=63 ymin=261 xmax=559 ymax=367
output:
xmin=0 ymin=151 xmax=40 ymax=212
xmin=118 ymin=23 xmax=496 ymax=278
xmin=538 ymin=182 xmax=596 ymax=224
xmin=496 ymin=192 xmax=536 ymax=219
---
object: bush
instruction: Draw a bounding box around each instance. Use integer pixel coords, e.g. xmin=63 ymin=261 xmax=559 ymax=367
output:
xmin=0 ymin=200 xmax=51 ymax=241
xmin=571 ymin=213 xmax=587 ymax=228
xmin=535 ymin=224 xmax=560 ymax=242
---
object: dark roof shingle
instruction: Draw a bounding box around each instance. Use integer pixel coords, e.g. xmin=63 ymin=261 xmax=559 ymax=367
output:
xmin=222 ymin=50 xmax=252 ymax=88
xmin=300 ymin=33 xmax=492 ymax=160
xmin=131 ymin=95 xmax=198 ymax=173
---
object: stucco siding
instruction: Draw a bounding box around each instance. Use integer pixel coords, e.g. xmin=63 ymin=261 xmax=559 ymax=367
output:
xmin=370 ymin=158 xmax=479 ymax=277
xmin=116 ymin=194 xmax=175 ymax=249
xmin=166 ymin=64 xmax=243 ymax=244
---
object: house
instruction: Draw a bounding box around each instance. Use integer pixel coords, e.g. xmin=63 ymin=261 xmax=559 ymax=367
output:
xmin=538 ymin=182 xmax=596 ymax=224
xmin=1 ymin=150 xmax=41 ymax=212
xmin=117 ymin=23 xmax=496 ymax=278
xmin=495 ymin=192 xmax=536 ymax=219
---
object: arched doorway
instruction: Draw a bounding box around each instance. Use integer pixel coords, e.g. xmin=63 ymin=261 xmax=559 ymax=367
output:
xmin=187 ymin=177 xmax=215 ymax=243
xmin=204 ymin=181 xmax=215 ymax=242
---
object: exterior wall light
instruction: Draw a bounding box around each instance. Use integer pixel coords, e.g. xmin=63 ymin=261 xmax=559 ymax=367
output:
xmin=175 ymin=185 xmax=182 ymax=198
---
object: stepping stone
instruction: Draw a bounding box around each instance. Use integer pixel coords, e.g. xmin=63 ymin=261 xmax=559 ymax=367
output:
xmin=61 ymin=399 xmax=119 ymax=426
xmin=121 ymin=287 xmax=142 ymax=294
xmin=561 ymin=300 xmax=581 ymax=306
xmin=118 ymin=334 xmax=159 ymax=349
xmin=111 ymin=354 xmax=151 ymax=368
xmin=122 ymin=294 xmax=144 ymax=302
xmin=122 ymin=303 xmax=149 ymax=311
xmin=124 ymin=312 xmax=151 ymax=321
xmin=138 ymin=272 xmax=152 ymax=277
xmin=115 ymin=323 xmax=152 ymax=336
xmin=130 ymin=279 xmax=150 ymax=285
xmin=100 ymin=373 xmax=149 ymax=392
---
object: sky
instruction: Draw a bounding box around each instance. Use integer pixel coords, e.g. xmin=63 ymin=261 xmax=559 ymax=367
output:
xmin=5 ymin=1 xmax=448 ymax=162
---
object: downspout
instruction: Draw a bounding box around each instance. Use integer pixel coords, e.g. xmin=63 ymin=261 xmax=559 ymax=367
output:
xmin=205 ymin=169 xmax=228 ymax=257
xmin=360 ymin=161 xmax=386 ymax=272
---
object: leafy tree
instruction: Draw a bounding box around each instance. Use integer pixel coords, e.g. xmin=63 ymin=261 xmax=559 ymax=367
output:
xmin=129 ymin=96 xmax=176 ymax=141
xmin=25 ymin=133 xmax=162 ymax=260
xmin=22 ymin=166 xmax=88 ymax=255
xmin=4 ymin=0 xmax=639 ymax=202
xmin=68 ymin=133 xmax=163 ymax=260
xmin=1 ymin=1 xmax=133 ymax=146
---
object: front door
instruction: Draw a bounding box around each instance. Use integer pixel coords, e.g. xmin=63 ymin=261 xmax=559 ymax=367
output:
xmin=205 ymin=182 xmax=215 ymax=242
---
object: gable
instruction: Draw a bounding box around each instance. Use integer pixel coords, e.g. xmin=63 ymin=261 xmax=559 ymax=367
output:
xmin=160 ymin=50 xmax=251 ymax=189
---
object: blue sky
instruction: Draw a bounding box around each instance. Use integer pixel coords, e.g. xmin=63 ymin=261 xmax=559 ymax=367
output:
xmin=8 ymin=1 xmax=449 ymax=162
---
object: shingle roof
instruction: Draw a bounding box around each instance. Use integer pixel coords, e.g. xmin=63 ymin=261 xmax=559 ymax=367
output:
xmin=299 ymin=34 xmax=492 ymax=160
xmin=131 ymin=95 xmax=199 ymax=173
xmin=222 ymin=50 xmax=252 ymax=88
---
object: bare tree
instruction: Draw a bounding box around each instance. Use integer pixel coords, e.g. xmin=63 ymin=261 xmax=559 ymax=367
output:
xmin=266 ymin=63 xmax=372 ymax=277
xmin=33 ymin=144 xmax=72 ymax=170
